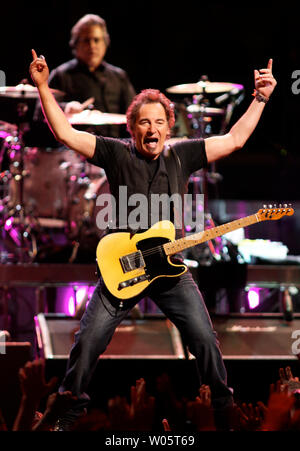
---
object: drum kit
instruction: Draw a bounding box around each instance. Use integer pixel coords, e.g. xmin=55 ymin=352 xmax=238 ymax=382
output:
xmin=0 ymin=77 xmax=244 ymax=263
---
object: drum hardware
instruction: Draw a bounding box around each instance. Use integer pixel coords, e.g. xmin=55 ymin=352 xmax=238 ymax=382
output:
xmin=0 ymin=82 xmax=65 ymax=262
xmin=167 ymin=76 xmax=244 ymax=264
xmin=0 ymin=83 xmax=126 ymax=263
xmin=7 ymin=105 xmax=32 ymax=262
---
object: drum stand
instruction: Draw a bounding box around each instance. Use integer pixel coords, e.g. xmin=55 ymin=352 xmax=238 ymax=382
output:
xmin=4 ymin=103 xmax=37 ymax=263
xmin=186 ymin=81 xmax=228 ymax=260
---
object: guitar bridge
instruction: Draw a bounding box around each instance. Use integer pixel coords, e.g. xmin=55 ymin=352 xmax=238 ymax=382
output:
xmin=118 ymin=273 xmax=149 ymax=291
xmin=120 ymin=251 xmax=145 ymax=273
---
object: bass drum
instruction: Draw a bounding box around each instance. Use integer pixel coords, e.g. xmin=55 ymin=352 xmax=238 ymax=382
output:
xmin=8 ymin=146 xmax=83 ymax=222
xmin=67 ymin=175 xmax=112 ymax=263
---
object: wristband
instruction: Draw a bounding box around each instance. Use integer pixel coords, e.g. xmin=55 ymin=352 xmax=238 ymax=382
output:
xmin=252 ymin=89 xmax=269 ymax=103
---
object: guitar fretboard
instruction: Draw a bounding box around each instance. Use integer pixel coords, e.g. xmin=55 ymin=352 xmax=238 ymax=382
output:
xmin=163 ymin=213 xmax=259 ymax=256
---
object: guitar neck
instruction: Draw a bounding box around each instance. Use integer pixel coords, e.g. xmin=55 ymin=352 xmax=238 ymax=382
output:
xmin=163 ymin=213 xmax=259 ymax=256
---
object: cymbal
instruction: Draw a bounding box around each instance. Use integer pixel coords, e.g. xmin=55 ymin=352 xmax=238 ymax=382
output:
xmin=166 ymin=81 xmax=244 ymax=95
xmin=186 ymin=105 xmax=224 ymax=115
xmin=66 ymin=109 xmax=127 ymax=125
xmin=0 ymin=84 xmax=65 ymax=99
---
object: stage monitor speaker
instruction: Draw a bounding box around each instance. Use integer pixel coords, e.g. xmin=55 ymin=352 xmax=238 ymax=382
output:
xmin=210 ymin=314 xmax=300 ymax=360
xmin=35 ymin=313 xmax=186 ymax=360
xmin=0 ymin=342 xmax=32 ymax=429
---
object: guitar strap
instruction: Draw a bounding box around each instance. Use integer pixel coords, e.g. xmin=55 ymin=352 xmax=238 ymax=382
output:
xmin=163 ymin=145 xmax=184 ymax=232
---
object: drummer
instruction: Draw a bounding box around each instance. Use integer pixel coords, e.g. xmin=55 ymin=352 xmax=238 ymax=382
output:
xmin=34 ymin=13 xmax=136 ymax=138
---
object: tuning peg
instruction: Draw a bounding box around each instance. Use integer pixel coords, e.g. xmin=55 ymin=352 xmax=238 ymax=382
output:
xmin=279 ymin=203 xmax=282 ymax=208
xmin=263 ymin=204 xmax=267 ymax=209
xmin=284 ymin=203 xmax=288 ymax=208
xmin=268 ymin=204 xmax=273 ymax=209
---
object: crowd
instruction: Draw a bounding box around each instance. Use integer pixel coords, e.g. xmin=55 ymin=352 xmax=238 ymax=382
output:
xmin=1 ymin=358 xmax=300 ymax=432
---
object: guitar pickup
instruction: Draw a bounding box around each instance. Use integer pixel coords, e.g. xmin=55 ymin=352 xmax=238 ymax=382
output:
xmin=118 ymin=274 xmax=149 ymax=291
xmin=120 ymin=251 xmax=145 ymax=273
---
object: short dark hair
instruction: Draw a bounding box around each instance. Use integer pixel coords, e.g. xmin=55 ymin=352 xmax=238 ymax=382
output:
xmin=126 ymin=89 xmax=175 ymax=137
xmin=69 ymin=14 xmax=110 ymax=49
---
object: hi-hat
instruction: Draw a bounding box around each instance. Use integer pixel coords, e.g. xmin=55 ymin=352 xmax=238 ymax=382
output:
xmin=167 ymin=81 xmax=244 ymax=94
xmin=66 ymin=109 xmax=127 ymax=125
xmin=0 ymin=84 xmax=65 ymax=99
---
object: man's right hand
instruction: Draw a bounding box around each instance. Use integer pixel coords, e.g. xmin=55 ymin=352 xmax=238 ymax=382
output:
xmin=64 ymin=97 xmax=95 ymax=115
xmin=30 ymin=49 xmax=49 ymax=88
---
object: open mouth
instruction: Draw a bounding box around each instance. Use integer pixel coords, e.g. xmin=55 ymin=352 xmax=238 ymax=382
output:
xmin=144 ymin=137 xmax=159 ymax=149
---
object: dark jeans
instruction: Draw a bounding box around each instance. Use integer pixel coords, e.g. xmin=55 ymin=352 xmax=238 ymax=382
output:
xmin=59 ymin=271 xmax=233 ymax=417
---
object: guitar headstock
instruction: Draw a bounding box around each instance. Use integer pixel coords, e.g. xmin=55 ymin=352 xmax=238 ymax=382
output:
xmin=257 ymin=204 xmax=294 ymax=221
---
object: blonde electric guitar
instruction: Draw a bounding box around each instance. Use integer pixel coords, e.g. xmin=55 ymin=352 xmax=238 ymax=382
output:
xmin=96 ymin=205 xmax=294 ymax=300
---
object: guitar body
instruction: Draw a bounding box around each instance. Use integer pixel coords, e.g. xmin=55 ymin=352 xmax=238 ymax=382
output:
xmin=96 ymin=206 xmax=294 ymax=300
xmin=96 ymin=220 xmax=187 ymax=299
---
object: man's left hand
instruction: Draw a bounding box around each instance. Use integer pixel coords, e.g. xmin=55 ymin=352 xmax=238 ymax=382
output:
xmin=254 ymin=58 xmax=277 ymax=100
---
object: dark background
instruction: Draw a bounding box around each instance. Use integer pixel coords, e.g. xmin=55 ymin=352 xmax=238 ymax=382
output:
xmin=1 ymin=1 xmax=300 ymax=202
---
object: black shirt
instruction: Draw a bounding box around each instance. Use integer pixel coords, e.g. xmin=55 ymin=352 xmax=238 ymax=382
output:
xmin=87 ymin=137 xmax=207 ymax=236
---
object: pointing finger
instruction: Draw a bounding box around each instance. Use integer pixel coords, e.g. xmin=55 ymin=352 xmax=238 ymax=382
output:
xmin=31 ymin=49 xmax=38 ymax=60
xmin=267 ymin=58 xmax=273 ymax=72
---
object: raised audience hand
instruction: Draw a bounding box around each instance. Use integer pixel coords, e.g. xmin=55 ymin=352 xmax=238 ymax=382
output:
xmin=233 ymin=401 xmax=267 ymax=431
xmin=19 ymin=359 xmax=58 ymax=403
xmin=108 ymin=378 xmax=155 ymax=431
xmin=261 ymin=381 xmax=295 ymax=431
xmin=130 ymin=378 xmax=155 ymax=430
xmin=279 ymin=366 xmax=300 ymax=392
xmin=186 ymin=385 xmax=215 ymax=431
xmin=162 ymin=418 xmax=171 ymax=431
xmin=12 ymin=359 xmax=58 ymax=430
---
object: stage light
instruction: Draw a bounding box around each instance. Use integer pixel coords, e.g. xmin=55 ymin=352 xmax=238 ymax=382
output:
xmin=68 ymin=296 xmax=75 ymax=316
xmin=66 ymin=285 xmax=93 ymax=316
xmin=247 ymin=288 xmax=260 ymax=309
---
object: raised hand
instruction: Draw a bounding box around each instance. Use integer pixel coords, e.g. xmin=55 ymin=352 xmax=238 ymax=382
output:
xmin=108 ymin=395 xmax=132 ymax=431
xmin=234 ymin=401 xmax=267 ymax=431
xmin=254 ymin=58 xmax=277 ymax=100
xmin=261 ymin=381 xmax=295 ymax=431
xmin=30 ymin=49 xmax=49 ymax=88
xmin=108 ymin=378 xmax=155 ymax=431
xmin=18 ymin=358 xmax=58 ymax=404
xmin=129 ymin=378 xmax=155 ymax=431
xmin=186 ymin=385 xmax=215 ymax=431
xmin=13 ymin=359 xmax=58 ymax=431
xmin=279 ymin=366 xmax=300 ymax=392
xmin=162 ymin=418 xmax=171 ymax=431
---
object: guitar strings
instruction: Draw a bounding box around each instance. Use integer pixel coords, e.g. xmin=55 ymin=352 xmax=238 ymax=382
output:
xmin=122 ymin=210 xmax=289 ymax=265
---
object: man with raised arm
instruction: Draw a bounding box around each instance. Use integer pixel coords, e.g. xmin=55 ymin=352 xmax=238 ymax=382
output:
xmin=30 ymin=50 xmax=276 ymax=430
